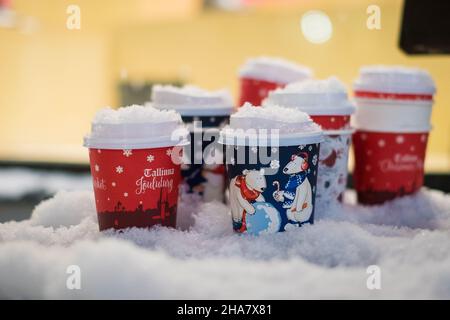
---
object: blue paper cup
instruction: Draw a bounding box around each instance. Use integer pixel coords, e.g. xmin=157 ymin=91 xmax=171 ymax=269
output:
xmin=181 ymin=115 xmax=229 ymax=202
xmin=220 ymin=132 xmax=322 ymax=235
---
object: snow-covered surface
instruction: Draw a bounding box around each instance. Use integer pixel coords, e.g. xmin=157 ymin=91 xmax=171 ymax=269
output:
xmin=0 ymin=168 xmax=91 ymax=200
xmin=264 ymin=77 xmax=355 ymax=115
xmin=1 ymin=187 xmax=450 ymax=299
xmin=239 ymin=56 xmax=312 ymax=84
xmin=354 ymin=65 xmax=436 ymax=94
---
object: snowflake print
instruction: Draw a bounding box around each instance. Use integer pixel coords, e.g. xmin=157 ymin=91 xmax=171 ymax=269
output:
xmin=421 ymin=134 xmax=427 ymax=142
xmin=312 ymin=185 xmax=316 ymax=193
xmin=115 ymin=166 xmax=123 ymax=174
xmin=378 ymin=139 xmax=385 ymax=147
xmin=230 ymin=157 xmax=235 ymax=165
xmin=360 ymin=133 xmax=367 ymax=141
xmin=147 ymin=154 xmax=155 ymax=163
xmin=166 ymin=148 xmax=172 ymax=157
xmin=94 ymin=164 xmax=99 ymax=172
xmin=123 ymin=149 xmax=133 ymax=157
xmin=271 ymin=147 xmax=278 ymax=153
xmin=124 ymin=192 xmax=128 ymax=197
xmin=251 ymin=146 xmax=258 ymax=153
xmin=259 ymin=88 xmax=267 ymax=97
xmin=410 ymin=146 xmax=415 ymax=152
xmin=312 ymin=154 xmax=318 ymax=166
xmin=97 ymin=149 xmax=101 ymax=153
xmin=395 ymin=135 xmax=404 ymax=144
xmin=299 ymin=145 xmax=305 ymax=150
xmin=270 ymin=160 xmax=280 ymax=170
xmin=308 ymin=145 xmax=312 ymax=151
xmin=111 ymin=182 xmax=116 ymax=187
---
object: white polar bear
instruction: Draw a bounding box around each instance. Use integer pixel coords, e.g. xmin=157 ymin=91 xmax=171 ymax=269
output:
xmin=229 ymin=169 xmax=266 ymax=228
xmin=273 ymin=153 xmax=313 ymax=224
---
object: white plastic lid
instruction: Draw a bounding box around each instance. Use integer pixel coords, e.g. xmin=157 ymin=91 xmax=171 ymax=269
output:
xmin=264 ymin=77 xmax=355 ymax=115
xmin=238 ymin=56 xmax=313 ymax=84
xmin=219 ymin=103 xmax=323 ymax=146
xmin=83 ymin=105 xmax=189 ymax=149
xmin=151 ymin=84 xmax=234 ymax=116
xmin=353 ymin=65 xmax=436 ymax=95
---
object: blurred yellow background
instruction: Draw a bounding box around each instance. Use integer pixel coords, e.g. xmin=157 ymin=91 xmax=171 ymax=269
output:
xmin=0 ymin=0 xmax=449 ymax=172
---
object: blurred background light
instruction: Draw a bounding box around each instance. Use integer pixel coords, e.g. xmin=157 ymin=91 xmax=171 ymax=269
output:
xmin=300 ymin=10 xmax=333 ymax=44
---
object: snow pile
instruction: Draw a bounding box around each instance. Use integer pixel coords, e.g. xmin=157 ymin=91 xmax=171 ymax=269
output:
xmin=152 ymin=85 xmax=233 ymax=108
xmin=354 ymin=65 xmax=435 ymax=94
xmin=228 ymin=103 xmax=320 ymax=134
xmin=92 ymin=105 xmax=182 ymax=124
xmin=264 ymin=77 xmax=355 ymax=115
xmin=239 ymin=56 xmax=312 ymax=84
xmin=0 ymin=168 xmax=91 ymax=200
xmin=277 ymin=76 xmax=347 ymax=94
xmin=85 ymin=105 xmax=188 ymax=149
xmin=0 ymin=188 xmax=450 ymax=299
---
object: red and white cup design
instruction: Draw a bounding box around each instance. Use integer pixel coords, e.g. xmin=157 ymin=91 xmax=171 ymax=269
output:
xmin=88 ymin=146 xmax=183 ymax=231
xmin=238 ymin=57 xmax=312 ymax=107
xmin=353 ymin=131 xmax=428 ymax=205
xmin=352 ymin=66 xmax=435 ymax=204
xmin=310 ymin=115 xmax=351 ymax=131
xmin=239 ymin=77 xmax=285 ymax=107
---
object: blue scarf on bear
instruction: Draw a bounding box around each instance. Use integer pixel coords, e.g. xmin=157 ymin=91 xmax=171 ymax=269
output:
xmin=282 ymin=171 xmax=307 ymax=209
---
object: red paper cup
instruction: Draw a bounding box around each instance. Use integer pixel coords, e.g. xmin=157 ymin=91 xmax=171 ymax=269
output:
xmin=352 ymin=130 xmax=429 ymax=205
xmin=88 ymin=146 xmax=183 ymax=231
xmin=238 ymin=57 xmax=312 ymax=106
xmin=310 ymin=115 xmax=351 ymax=130
xmin=238 ymin=77 xmax=284 ymax=107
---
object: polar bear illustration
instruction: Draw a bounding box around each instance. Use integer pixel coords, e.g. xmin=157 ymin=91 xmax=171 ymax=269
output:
xmin=229 ymin=169 xmax=266 ymax=232
xmin=273 ymin=152 xmax=313 ymax=225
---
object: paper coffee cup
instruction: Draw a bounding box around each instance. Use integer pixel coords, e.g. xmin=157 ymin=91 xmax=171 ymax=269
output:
xmin=219 ymin=104 xmax=323 ymax=235
xmin=152 ymin=85 xmax=234 ymax=203
xmin=84 ymin=105 xmax=189 ymax=231
xmin=353 ymin=130 xmax=429 ymax=204
xmin=264 ymin=77 xmax=355 ymax=211
xmin=238 ymin=57 xmax=312 ymax=106
xmin=352 ymin=66 xmax=435 ymax=204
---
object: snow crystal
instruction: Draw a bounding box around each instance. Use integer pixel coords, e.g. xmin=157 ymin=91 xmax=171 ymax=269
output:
xmin=0 ymin=188 xmax=450 ymax=299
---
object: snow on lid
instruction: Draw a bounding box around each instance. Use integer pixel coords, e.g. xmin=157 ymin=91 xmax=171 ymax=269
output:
xmin=264 ymin=77 xmax=355 ymax=115
xmin=354 ymin=65 xmax=436 ymax=95
xmin=151 ymin=84 xmax=234 ymax=116
xmin=93 ymin=104 xmax=182 ymax=124
xmin=222 ymin=103 xmax=322 ymax=145
xmin=84 ymin=105 xmax=188 ymax=149
xmin=239 ymin=56 xmax=313 ymax=84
